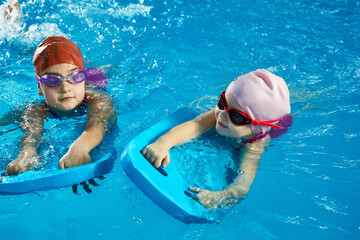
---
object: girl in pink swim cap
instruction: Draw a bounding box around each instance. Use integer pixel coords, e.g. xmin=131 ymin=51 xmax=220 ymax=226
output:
xmin=142 ymin=69 xmax=291 ymax=209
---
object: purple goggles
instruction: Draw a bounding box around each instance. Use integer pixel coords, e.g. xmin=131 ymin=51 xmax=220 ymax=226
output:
xmin=36 ymin=70 xmax=87 ymax=87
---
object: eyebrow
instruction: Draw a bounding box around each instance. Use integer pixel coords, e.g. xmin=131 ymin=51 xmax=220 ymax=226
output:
xmin=68 ymin=67 xmax=80 ymax=72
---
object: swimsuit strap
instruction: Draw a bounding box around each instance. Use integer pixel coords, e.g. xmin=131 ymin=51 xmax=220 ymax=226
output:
xmin=44 ymin=99 xmax=88 ymax=119
xmin=237 ymin=131 xmax=269 ymax=150
xmin=236 ymin=114 xmax=293 ymax=150
xmin=243 ymin=131 xmax=269 ymax=144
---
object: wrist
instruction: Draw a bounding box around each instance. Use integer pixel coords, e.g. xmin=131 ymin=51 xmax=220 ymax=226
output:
xmin=21 ymin=144 xmax=37 ymax=155
xmin=70 ymin=140 xmax=90 ymax=155
xmin=224 ymin=185 xmax=249 ymax=198
xmin=156 ymin=136 xmax=172 ymax=150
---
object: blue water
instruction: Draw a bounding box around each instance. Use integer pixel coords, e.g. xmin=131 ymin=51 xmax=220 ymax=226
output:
xmin=1 ymin=0 xmax=360 ymax=239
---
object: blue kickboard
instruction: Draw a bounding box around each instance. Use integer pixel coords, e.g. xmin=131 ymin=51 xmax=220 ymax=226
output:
xmin=120 ymin=107 xmax=214 ymax=224
xmin=0 ymin=153 xmax=115 ymax=194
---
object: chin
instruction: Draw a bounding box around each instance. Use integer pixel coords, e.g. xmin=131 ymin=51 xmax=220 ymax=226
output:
xmin=215 ymin=125 xmax=230 ymax=137
xmin=216 ymin=125 xmax=252 ymax=139
xmin=53 ymin=104 xmax=79 ymax=112
xmin=58 ymin=106 xmax=76 ymax=111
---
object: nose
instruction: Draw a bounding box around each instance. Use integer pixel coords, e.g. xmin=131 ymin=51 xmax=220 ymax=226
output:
xmin=58 ymin=80 xmax=72 ymax=92
xmin=217 ymin=109 xmax=229 ymax=122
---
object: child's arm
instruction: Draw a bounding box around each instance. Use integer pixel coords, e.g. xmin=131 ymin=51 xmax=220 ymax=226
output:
xmin=6 ymin=103 xmax=47 ymax=174
xmin=141 ymin=109 xmax=216 ymax=168
xmin=189 ymin=138 xmax=266 ymax=209
xmin=58 ymin=124 xmax=103 ymax=168
xmin=59 ymin=90 xmax=116 ymax=169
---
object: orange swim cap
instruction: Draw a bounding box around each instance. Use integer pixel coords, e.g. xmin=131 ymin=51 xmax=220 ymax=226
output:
xmin=33 ymin=36 xmax=84 ymax=76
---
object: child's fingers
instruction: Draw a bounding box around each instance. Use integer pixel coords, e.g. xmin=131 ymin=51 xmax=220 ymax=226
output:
xmin=140 ymin=148 xmax=147 ymax=156
xmin=146 ymin=153 xmax=157 ymax=165
xmin=141 ymin=148 xmax=152 ymax=162
xmin=141 ymin=147 xmax=154 ymax=162
xmin=72 ymin=184 xmax=78 ymax=194
xmin=141 ymin=146 xmax=170 ymax=169
xmin=98 ymin=176 xmax=105 ymax=180
xmin=153 ymin=158 xmax=163 ymax=169
xmin=187 ymin=187 xmax=202 ymax=202
xmin=80 ymin=182 xmax=92 ymax=194
xmin=188 ymin=186 xmax=201 ymax=193
xmin=162 ymin=155 xmax=170 ymax=168
xmin=59 ymin=159 xmax=65 ymax=169
xmin=6 ymin=163 xmax=21 ymax=175
xmin=88 ymin=179 xmax=99 ymax=186
xmin=142 ymin=148 xmax=161 ymax=167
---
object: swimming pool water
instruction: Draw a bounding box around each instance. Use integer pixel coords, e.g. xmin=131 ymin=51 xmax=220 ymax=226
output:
xmin=1 ymin=0 xmax=360 ymax=239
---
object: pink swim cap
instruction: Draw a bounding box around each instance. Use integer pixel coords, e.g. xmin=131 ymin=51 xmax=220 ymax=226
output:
xmin=226 ymin=69 xmax=291 ymax=135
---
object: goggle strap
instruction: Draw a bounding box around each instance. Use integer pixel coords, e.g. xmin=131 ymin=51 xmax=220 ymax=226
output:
xmin=251 ymin=116 xmax=286 ymax=129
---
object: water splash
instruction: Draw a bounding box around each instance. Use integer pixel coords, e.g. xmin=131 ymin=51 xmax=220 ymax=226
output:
xmin=107 ymin=3 xmax=152 ymax=19
xmin=0 ymin=1 xmax=65 ymax=52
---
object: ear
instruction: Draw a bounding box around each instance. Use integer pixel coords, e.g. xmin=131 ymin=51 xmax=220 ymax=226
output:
xmin=37 ymin=82 xmax=44 ymax=96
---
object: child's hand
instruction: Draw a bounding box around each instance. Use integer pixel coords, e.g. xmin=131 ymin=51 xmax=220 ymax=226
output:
xmin=188 ymin=186 xmax=247 ymax=209
xmin=6 ymin=147 xmax=39 ymax=175
xmin=4 ymin=0 xmax=21 ymax=22
xmin=59 ymin=145 xmax=92 ymax=169
xmin=141 ymin=142 xmax=170 ymax=168
xmin=72 ymin=176 xmax=105 ymax=194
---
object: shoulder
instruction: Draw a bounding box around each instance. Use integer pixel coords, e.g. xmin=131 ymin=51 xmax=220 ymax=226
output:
xmin=85 ymin=89 xmax=112 ymax=102
xmin=243 ymin=134 xmax=269 ymax=153
xmin=84 ymin=90 xmax=116 ymax=115
xmin=19 ymin=100 xmax=50 ymax=124
xmin=194 ymin=108 xmax=216 ymax=122
xmin=22 ymin=100 xmax=49 ymax=116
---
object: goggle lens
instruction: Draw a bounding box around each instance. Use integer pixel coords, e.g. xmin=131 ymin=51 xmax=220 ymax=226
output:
xmin=36 ymin=70 xmax=86 ymax=87
xmin=70 ymin=71 xmax=87 ymax=83
xmin=217 ymin=93 xmax=227 ymax=110
xmin=229 ymin=110 xmax=249 ymax=126
xmin=217 ymin=91 xmax=251 ymax=126
xmin=41 ymin=75 xmax=62 ymax=87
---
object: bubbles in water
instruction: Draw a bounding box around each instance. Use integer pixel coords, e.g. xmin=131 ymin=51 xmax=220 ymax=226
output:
xmin=132 ymin=216 xmax=143 ymax=225
xmin=108 ymin=3 xmax=152 ymax=19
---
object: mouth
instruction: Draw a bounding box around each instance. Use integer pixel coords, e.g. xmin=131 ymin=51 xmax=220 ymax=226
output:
xmin=59 ymin=96 xmax=74 ymax=101
xmin=217 ymin=121 xmax=228 ymax=128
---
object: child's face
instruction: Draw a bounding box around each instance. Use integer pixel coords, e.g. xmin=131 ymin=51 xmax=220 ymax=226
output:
xmin=215 ymin=92 xmax=255 ymax=138
xmin=37 ymin=63 xmax=86 ymax=111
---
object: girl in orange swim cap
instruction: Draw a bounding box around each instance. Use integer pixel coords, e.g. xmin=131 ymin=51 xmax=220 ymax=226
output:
xmin=6 ymin=36 xmax=116 ymax=175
